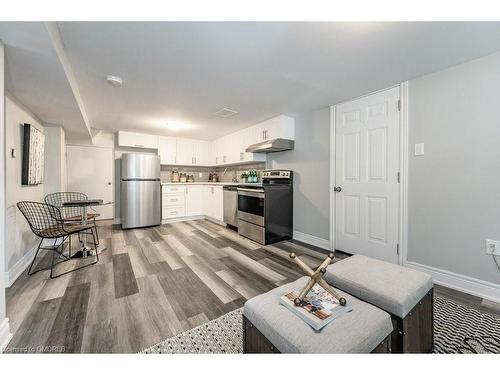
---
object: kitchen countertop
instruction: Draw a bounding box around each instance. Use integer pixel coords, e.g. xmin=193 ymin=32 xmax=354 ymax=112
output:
xmin=161 ymin=182 xmax=262 ymax=187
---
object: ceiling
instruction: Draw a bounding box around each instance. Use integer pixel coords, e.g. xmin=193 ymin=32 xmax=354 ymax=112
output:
xmin=0 ymin=22 xmax=90 ymax=139
xmin=2 ymin=22 xmax=500 ymax=141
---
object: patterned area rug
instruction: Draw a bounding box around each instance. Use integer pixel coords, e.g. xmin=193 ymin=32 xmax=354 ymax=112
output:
xmin=141 ymin=296 xmax=500 ymax=354
xmin=141 ymin=308 xmax=244 ymax=354
xmin=433 ymin=296 xmax=500 ymax=353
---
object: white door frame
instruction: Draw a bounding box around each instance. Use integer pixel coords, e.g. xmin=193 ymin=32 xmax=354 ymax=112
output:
xmin=329 ymin=82 xmax=409 ymax=265
xmin=66 ymin=143 xmax=115 ymax=220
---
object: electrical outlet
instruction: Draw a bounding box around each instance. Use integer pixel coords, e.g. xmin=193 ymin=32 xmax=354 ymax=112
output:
xmin=485 ymin=239 xmax=500 ymax=256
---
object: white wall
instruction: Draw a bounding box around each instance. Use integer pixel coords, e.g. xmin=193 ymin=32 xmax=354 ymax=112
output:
xmin=44 ymin=125 xmax=67 ymax=195
xmin=0 ymin=42 xmax=13 ymax=351
xmin=4 ymin=96 xmax=46 ymax=283
xmin=267 ymin=107 xmax=331 ymax=248
xmin=407 ymin=51 xmax=500 ymax=296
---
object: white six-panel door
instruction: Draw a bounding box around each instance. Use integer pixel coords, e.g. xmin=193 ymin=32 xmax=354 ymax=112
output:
xmin=334 ymin=87 xmax=400 ymax=263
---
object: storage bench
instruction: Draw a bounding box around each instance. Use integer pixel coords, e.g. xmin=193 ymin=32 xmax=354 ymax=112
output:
xmin=324 ymin=255 xmax=434 ymax=353
xmin=243 ymin=277 xmax=393 ymax=353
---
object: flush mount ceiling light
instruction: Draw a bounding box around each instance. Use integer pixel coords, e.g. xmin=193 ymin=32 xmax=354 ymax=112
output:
xmin=165 ymin=121 xmax=184 ymax=131
xmin=106 ymin=75 xmax=123 ymax=87
xmin=214 ymin=108 xmax=238 ymax=118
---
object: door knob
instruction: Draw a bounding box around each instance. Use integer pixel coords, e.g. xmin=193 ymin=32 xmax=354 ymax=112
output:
xmin=334 ymin=186 xmax=342 ymax=192
xmin=108 ymin=182 xmax=112 ymax=185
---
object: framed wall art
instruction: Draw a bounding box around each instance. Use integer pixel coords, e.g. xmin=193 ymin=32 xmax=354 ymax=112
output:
xmin=21 ymin=123 xmax=45 ymax=185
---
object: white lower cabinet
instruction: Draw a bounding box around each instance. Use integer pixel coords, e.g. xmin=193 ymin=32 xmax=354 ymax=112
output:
xmin=162 ymin=184 xmax=224 ymax=223
xmin=212 ymin=186 xmax=224 ymax=221
xmin=203 ymin=185 xmax=223 ymax=221
xmin=186 ymin=186 xmax=204 ymax=216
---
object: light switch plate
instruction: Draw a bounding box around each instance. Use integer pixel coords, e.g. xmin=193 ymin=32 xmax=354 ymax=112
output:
xmin=414 ymin=143 xmax=425 ymax=156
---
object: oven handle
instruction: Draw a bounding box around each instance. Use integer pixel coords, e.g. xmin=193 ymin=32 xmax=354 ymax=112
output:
xmin=237 ymin=188 xmax=265 ymax=198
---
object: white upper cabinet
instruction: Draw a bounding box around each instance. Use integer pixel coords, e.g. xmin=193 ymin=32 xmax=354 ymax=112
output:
xmin=118 ymin=131 xmax=158 ymax=149
xmin=193 ymin=140 xmax=209 ymax=166
xmin=158 ymin=136 xmax=177 ymax=165
xmin=117 ymin=114 xmax=291 ymax=167
xmin=218 ymin=135 xmax=230 ymax=165
xmin=209 ymin=140 xmax=219 ymax=166
xmin=175 ymin=138 xmax=194 ymax=165
xmin=253 ymin=115 xmax=295 ymax=142
xmin=175 ymin=138 xmax=209 ymax=166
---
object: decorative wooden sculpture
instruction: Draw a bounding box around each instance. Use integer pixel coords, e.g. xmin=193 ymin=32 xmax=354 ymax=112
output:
xmin=289 ymin=252 xmax=347 ymax=306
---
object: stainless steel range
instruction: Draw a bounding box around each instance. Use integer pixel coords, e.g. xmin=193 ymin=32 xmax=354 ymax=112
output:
xmin=237 ymin=170 xmax=293 ymax=245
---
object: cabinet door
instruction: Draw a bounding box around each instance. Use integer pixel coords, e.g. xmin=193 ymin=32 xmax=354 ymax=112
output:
xmin=193 ymin=140 xmax=209 ymax=166
xmin=251 ymin=123 xmax=266 ymax=142
xmin=158 ymin=136 xmax=177 ymax=165
xmin=118 ymin=131 xmax=159 ymax=149
xmin=202 ymin=186 xmax=213 ymax=217
xmin=186 ymin=186 xmax=204 ymax=216
xmin=218 ymin=136 xmax=228 ymax=165
xmin=267 ymin=115 xmax=295 ymax=140
xmin=209 ymin=141 xmax=217 ymax=165
xmin=176 ymin=138 xmax=194 ymax=165
xmin=212 ymin=186 xmax=224 ymax=221
xmin=211 ymin=140 xmax=219 ymax=165
xmin=224 ymin=134 xmax=236 ymax=164
xmin=240 ymin=127 xmax=254 ymax=162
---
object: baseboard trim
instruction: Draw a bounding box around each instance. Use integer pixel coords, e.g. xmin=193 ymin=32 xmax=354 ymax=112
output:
xmin=162 ymin=215 xmax=205 ymax=224
xmin=0 ymin=318 xmax=12 ymax=352
xmin=406 ymin=261 xmax=500 ymax=304
xmin=4 ymin=243 xmax=38 ymax=288
xmin=293 ymin=231 xmax=331 ymax=251
xmin=162 ymin=215 xmax=227 ymax=227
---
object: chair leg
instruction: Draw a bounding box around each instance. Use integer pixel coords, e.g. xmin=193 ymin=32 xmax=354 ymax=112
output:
xmin=27 ymin=239 xmax=43 ymax=276
xmin=49 ymin=243 xmax=57 ymax=279
xmin=93 ymin=218 xmax=100 ymax=245
xmin=92 ymin=227 xmax=100 ymax=263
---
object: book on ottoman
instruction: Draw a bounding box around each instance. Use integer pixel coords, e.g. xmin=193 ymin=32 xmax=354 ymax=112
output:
xmin=280 ymin=284 xmax=352 ymax=330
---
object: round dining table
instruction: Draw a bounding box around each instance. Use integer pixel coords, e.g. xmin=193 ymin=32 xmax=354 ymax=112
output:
xmin=61 ymin=199 xmax=113 ymax=258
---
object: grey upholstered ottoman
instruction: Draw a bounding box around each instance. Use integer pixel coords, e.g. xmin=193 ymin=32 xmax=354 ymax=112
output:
xmin=324 ymin=255 xmax=434 ymax=353
xmin=243 ymin=277 xmax=393 ymax=353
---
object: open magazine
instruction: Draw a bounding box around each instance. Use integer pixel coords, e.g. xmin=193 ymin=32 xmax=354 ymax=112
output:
xmin=279 ymin=284 xmax=352 ymax=330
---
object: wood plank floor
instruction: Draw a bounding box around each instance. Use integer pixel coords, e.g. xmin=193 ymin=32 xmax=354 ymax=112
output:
xmin=5 ymin=219 xmax=334 ymax=353
xmin=7 ymin=219 xmax=499 ymax=353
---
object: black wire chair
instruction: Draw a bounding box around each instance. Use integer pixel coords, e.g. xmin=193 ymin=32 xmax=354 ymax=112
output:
xmin=17 ymin=201 xmax=99 ymax=279
xmin=44 ymin=191 xmax=100 ymax=245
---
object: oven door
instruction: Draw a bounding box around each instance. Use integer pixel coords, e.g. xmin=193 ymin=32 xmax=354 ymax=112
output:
xmin=237 ymin=188 xmax=265 ymax=226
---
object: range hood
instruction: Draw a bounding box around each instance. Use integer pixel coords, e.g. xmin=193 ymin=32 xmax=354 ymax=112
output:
xmin=245 ymin=138 xmax=295 ymax=153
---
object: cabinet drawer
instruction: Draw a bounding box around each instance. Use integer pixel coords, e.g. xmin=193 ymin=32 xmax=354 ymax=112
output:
xmin=162 ymin=193 xmax=185 ymax=207
xmin=162 ymin=185 xmax=186 ymax=194
xmin=162 ymin=206 xmax=186 ymax=219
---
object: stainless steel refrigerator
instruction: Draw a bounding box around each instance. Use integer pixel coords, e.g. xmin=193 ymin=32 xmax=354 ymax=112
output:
xmin=121 ymin=153 xmax=161 ymax=229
